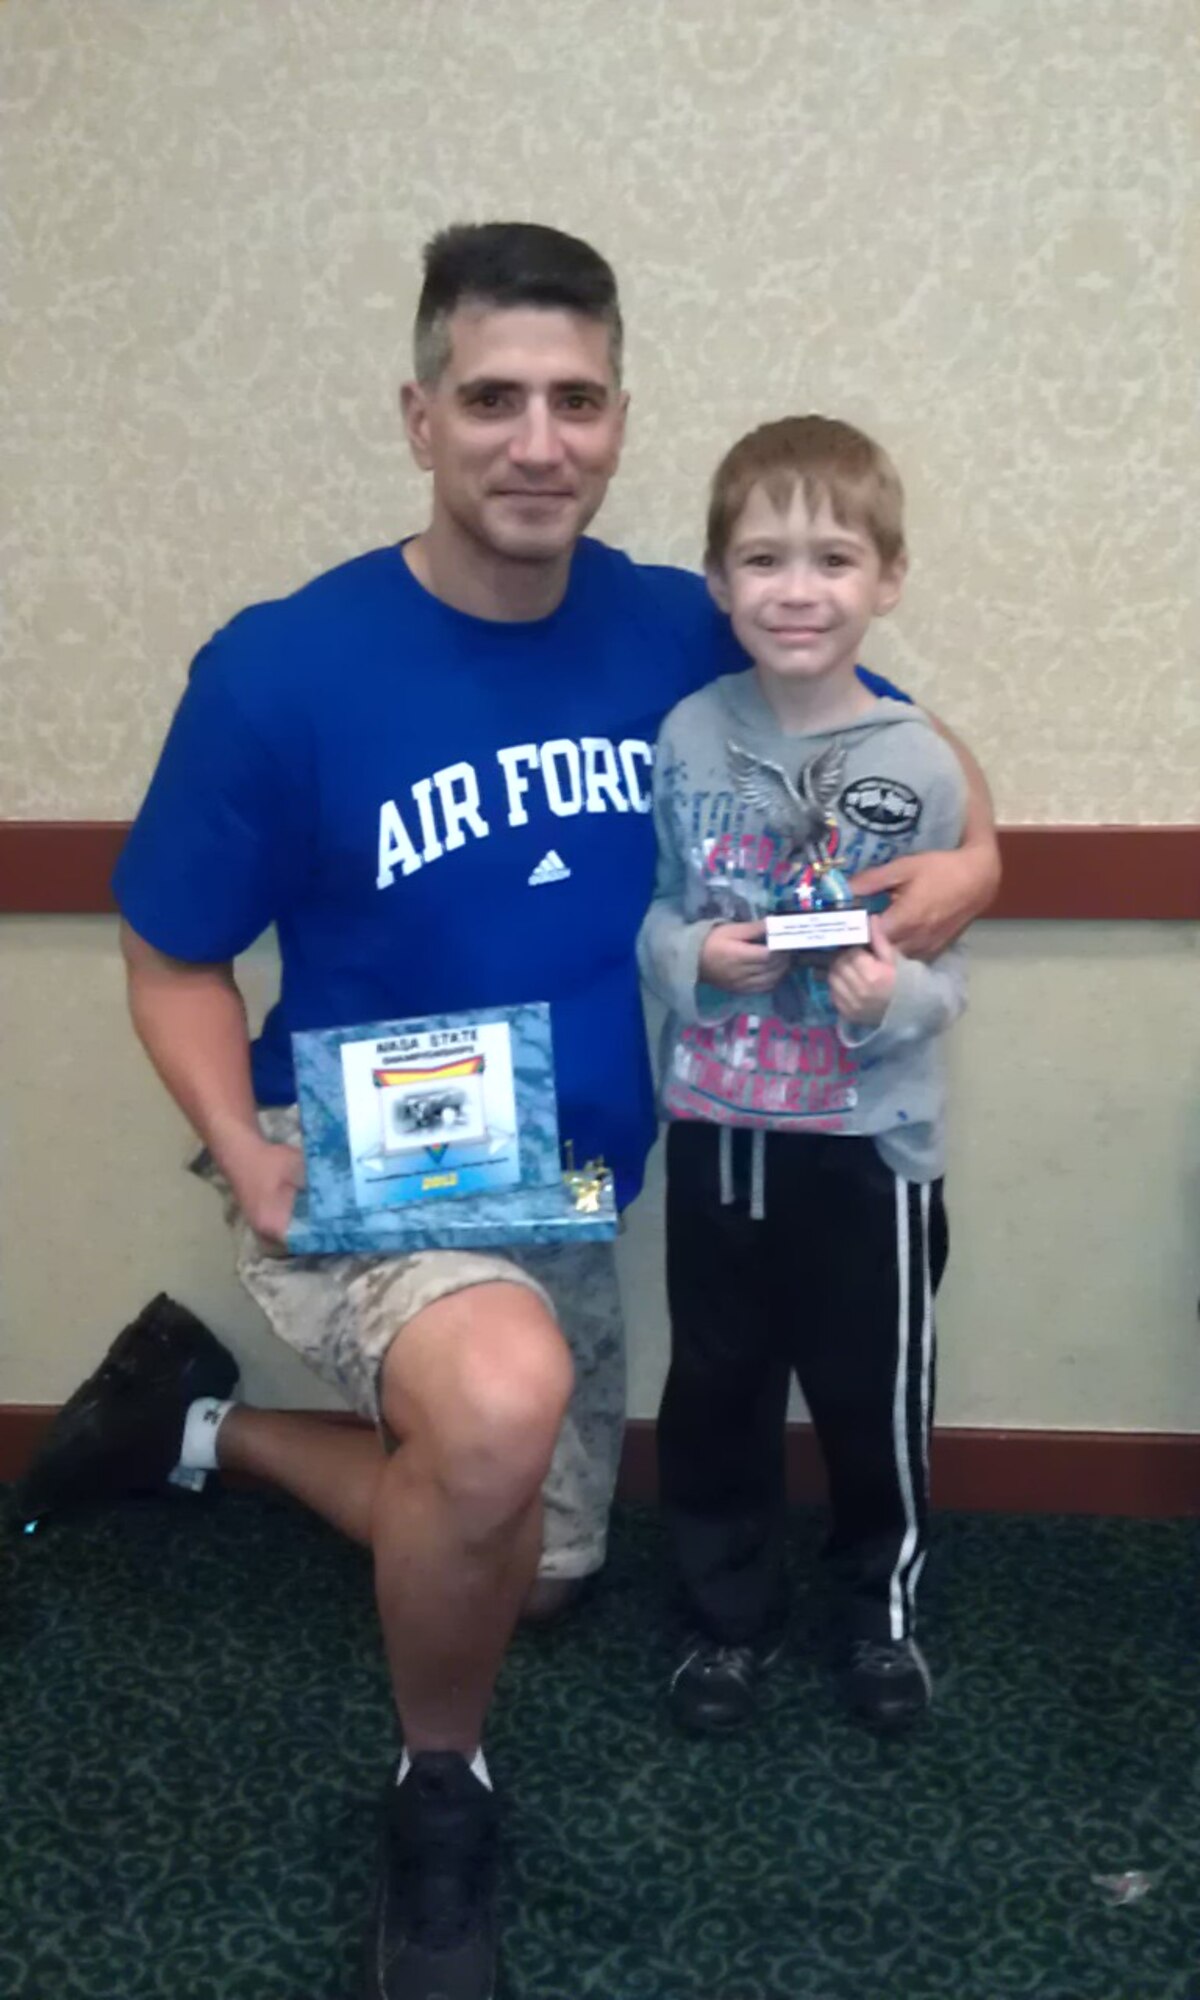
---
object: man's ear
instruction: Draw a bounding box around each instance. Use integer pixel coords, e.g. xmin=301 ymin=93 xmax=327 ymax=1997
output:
xmin=400 ymin=380 xmax=434 ymax=471
xmin=611 ymin=387 xmax=631 ymax=464
xmin=874 ymin=553 xmax=908 ymax=618
xmin=706 ymin=561 xmax=731 ymax=613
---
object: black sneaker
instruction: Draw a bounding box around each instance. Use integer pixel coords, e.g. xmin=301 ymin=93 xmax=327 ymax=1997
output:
xmin=12 ymin=1293 xmax=239 ymax=1529
xmin=364 ymin=1753 xmax=499 ymax=2000
xmin=668 ymin=1634 xmax=784 ymax=1736
xmin=838 ymin=1636 xmax=932 ymax=1733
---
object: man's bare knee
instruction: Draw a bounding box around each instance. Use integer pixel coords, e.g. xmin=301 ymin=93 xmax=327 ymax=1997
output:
xmin=381 ymin=1283 xmax=573 ymax=1529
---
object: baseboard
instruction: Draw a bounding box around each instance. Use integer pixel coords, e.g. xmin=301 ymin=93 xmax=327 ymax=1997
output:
xmin=2 ymin=1406 xmax=1197 ymax=1518
xmin=621 ymin=1420 xmax=1200 ymax=1515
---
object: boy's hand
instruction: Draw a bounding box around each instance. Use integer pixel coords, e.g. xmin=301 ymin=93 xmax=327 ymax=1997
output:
xmin=699 ymin=921 xmax=790 ymax=995
xmin=828 ymin=917 xmax=898 ymax=1027
xmin=849 ymin=845 xmax=999 ymax=959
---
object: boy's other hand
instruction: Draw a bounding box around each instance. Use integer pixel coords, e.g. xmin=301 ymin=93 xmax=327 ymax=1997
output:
xmin=699 ymin=921 xmax=790 ymax=995
xmin=828 ymin=917 xmax=897 ymax=1027
xmin=849 ymin=844 xmax=999 ymax=959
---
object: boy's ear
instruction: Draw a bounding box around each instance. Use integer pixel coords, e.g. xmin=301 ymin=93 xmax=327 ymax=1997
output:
xmin=874 ymin=553 xmax=908 ymax=618
xmin=706 ymin=562 xmax=731 ymax=614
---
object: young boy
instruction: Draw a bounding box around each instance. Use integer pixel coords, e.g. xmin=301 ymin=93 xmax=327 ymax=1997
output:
xmin=638 ymin=415 xmax=967 ymax=1736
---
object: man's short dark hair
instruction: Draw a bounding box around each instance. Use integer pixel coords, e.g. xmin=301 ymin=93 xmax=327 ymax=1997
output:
xmin=413 ymin=222 xmax=623 ymax=384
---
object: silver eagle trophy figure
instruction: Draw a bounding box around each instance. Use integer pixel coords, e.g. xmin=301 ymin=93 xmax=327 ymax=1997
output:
xmin=726 ymin=740 xmax=870 ymax=950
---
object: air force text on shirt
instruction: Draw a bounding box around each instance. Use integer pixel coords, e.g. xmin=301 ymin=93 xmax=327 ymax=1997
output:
xmin=376 ymin=736 xmax=655 ymax=889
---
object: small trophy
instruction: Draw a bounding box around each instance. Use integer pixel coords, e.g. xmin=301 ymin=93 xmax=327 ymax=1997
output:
xmin=727 ymin=740 xmax=870 ymax=950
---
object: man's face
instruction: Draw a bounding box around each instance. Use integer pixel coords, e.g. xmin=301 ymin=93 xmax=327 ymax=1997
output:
xmin=402 ymin=305 xmax=627 ymax=566
xmin=709 ymin=482 xmax=904 ymax=688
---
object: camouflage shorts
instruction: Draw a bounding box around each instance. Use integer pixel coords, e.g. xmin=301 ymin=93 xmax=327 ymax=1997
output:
xmin=194 ymin=1107 xmax=627 ymax=1579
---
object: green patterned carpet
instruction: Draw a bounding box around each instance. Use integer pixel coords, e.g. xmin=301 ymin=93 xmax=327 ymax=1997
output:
xmin=1 ymin=1492 xmax=1197 ymax=2000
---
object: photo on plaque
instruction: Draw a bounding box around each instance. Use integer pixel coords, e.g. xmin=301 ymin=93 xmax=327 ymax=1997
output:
xmin=341 ymin=1017 xmax=521 ymax=1211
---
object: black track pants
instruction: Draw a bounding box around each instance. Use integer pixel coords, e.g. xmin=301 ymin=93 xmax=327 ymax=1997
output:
xmin=659 ymin=1121 xmax=948 ymax=1646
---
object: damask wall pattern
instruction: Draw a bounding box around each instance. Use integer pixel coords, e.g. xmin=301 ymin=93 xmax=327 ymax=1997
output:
xmin=3 ymin=0 xmax=1197 ymax=822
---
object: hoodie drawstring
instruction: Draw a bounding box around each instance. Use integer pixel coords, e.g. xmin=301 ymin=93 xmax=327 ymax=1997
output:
xmin=749 ymin=1127 xmax=766 ymax=1222
xmin=716 ymin=1125 xmax=767 ymax=1221
xmin=718 ymin=1123 xmax=734 ymax=1208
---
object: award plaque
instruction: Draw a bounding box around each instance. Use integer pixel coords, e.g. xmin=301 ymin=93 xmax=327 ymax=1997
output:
xmin=727 ymin=739 xmax=870 ymax=951
xmin=286 ymin=1002 xmax=616 ymax=1254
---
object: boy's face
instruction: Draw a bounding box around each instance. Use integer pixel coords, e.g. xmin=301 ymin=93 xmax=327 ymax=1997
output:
xmin=402 ymin=305 xmax=628 ymax=567
xmin=709 ymin=481 xmax=905 ymax=690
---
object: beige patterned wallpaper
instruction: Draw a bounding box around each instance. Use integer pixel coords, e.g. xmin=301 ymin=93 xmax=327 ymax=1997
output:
xmin=4 ymin=0 xmax=1197 ymax=823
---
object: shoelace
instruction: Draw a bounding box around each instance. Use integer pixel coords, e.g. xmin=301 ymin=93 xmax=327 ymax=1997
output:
xmin=394 ymin=1783 xmax=495 ymax=1950
xmin=851 ymin=1639 xmax=913 ymax=1676
xmin=679 ymin=1641 xmax=758 ymax=1688
xmin=400 ymin=1839 xmax=491 ymax=1949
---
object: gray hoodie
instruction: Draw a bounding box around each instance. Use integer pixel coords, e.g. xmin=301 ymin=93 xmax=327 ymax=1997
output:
xmin=638 ymin=673 xmax=968 ymax=1185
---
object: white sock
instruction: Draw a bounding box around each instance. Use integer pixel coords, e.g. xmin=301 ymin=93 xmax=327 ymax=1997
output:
xmin=177 ymin=1397 xmax=234 ymax=1473
xmin=397 ymin=1747 xmax=491 ymax=1791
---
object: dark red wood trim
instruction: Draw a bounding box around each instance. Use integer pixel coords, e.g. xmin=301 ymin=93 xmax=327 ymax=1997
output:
xmin=1 ymin=822 xmax=1196 ymax=920
xmin=0 ymin=822 xmax=128 ymax=914
xmin=0 ymin=1408 xmax=56 ymax=1480
xmin=2 ymin=1408 xmax=1197 ymax=1518
xmin=988 ymin=827 xmax=1199 ymax=921
xmin=618 ymin=1420 xmax=1200 ymax=1517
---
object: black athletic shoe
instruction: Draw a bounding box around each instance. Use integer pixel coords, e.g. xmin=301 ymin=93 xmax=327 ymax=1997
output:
xmin=838 ymin=1636 xmax=932 ymax=1733
xmin=363 ymin=1753 xmax=499 ymax=2000
xmin=668 ymin=1634 xmax=785 ymax=1736
xmin=12 ymin=1293 xmax=239 ymax=1529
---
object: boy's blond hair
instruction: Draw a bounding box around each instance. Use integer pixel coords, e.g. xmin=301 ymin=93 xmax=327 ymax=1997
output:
xmin=705 ymin=414 xmax=906 ymax=572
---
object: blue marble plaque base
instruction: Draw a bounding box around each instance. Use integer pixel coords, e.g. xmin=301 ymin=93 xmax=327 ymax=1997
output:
xmin=288 ymin=1003 xmax=617 ymax=1254
xmin=286 ymin=1175 xmax=616 ymax=1254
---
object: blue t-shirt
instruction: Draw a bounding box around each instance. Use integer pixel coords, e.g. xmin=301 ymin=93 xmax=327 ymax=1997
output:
xmin=114 ymin=540 xmax=906 ymax=1206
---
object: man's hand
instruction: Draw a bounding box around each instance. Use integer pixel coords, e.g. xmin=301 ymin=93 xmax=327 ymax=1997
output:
xmin=828 ymin=917 xmax=898 ymax=1027
xmin=698 ymin=920 xmax=791 ymax=995
xmin=221 ymin=1131 xmax=305 ymax=1248
xmin=849 ymin=844 xmax=1001 ymax=960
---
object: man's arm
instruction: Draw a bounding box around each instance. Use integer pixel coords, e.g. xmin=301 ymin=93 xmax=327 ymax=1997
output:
xmin=120 ymin=920 xmax=302 ymax=1245
xmin=849 ymin=713 xmax=1001 ymax=959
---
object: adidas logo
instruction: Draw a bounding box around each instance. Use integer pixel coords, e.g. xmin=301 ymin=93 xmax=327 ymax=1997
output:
xmin=528 ymin=850 xmax=571 ymax=886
